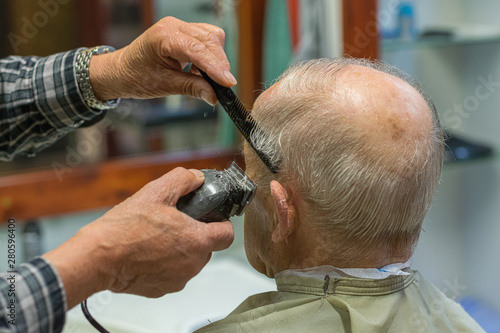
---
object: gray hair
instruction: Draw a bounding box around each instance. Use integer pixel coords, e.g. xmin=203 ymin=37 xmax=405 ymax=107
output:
xmin=249 ymin=58 xmax=444 ymax=258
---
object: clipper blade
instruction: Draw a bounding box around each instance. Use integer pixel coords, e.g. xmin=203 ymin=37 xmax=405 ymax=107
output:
xmin=226 ymin=162 xmax=257 ymax=215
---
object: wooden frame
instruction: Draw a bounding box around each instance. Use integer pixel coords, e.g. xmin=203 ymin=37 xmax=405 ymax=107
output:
xmin=236 ymin=0 xmax=267 ymax=109
xmin=77 ymin=0 xmax=109 ymax=47
xmin=343 ymin=0 xmax=379 ymax=59
xmin=0 ymin=149 xmax=242 ymax=221
xmin=141 ymin=0 xmax=155 ymax=29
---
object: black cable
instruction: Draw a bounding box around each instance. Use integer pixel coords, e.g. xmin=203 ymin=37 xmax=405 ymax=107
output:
xmin=81 ymin=299 xmax=111 ymax=333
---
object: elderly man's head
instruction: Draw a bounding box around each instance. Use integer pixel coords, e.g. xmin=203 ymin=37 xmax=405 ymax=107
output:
xmin=243 ymin=58 xmax=444 ymax=277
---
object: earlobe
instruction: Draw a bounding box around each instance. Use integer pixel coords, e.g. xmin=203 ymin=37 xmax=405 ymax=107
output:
xmin=270 ymin=180 xmax=295 ymax=243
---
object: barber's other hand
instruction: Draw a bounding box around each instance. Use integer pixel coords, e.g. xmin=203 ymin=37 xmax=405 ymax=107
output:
xmin=89 ymin=16 xmax=236 ymax=105
xmin=43 ymin=168 xmax=234 ymax=309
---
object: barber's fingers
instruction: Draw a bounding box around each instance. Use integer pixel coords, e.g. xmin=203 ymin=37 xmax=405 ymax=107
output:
xmin=144 ymin=167 xmax=205 ymax=206
xmin=203 ymin=220 xmax=235 ymax=252
xmin=189 ymin=23 xmax=226 ymax=49
xmin=152 ymin=69 xmax=217 ymax=105
xmin=182 ymin=23 xmax=230 ymax=69
xmin=162 ymin=32 xmax=236 ymax=87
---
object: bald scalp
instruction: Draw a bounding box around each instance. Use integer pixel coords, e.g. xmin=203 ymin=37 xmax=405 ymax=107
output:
xmin=249 ymin=58 xmax=444 ymax=262
xmin=331 ymin=65 xmax=436 ymax=176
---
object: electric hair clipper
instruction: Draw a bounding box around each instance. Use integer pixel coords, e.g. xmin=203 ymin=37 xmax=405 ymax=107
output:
xmin=176 ymin=162 xmax=257 ymax=222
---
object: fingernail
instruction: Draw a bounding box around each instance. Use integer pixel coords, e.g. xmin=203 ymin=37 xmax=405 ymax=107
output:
xmin=200 ymin=90 xmax=216 ymax=106
xmin=189 ymin=169 xmax=205 ymax=179
xmin=224 ymin=71 xmax=237 ymax=85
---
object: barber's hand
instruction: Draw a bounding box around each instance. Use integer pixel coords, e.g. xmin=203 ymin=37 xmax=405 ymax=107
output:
xmin=43 ymin=168 xmax=234 ymax=309
xmin=89 ymin=16 xmax=236 ymax=105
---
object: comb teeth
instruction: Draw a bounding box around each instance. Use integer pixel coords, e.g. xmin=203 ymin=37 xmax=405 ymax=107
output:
xmin=199 ymin=70 xmax=279 ymax=173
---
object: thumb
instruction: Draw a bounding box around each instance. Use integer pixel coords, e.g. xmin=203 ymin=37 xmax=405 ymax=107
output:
xmin=204 ymin=220 xmax=235 ymax=252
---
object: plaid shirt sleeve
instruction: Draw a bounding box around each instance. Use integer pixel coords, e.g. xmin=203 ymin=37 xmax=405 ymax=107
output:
xmin=0 ymin=258 xmax=66 ymax=333
xmin=0 ymin=48 xmax=110 ymax=161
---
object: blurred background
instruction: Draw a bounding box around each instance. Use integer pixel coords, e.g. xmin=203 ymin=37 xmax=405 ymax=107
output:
xmin=1 ymin=0 xmax=500 ymax=331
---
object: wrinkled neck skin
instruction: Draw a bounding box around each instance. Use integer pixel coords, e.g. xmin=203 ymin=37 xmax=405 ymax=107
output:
xmin=266 ymin=220 xmax=413 ymax=278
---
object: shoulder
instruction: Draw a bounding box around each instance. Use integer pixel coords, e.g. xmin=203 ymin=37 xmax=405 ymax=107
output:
xmin=196 ymin=290 xmax=344 ymax=333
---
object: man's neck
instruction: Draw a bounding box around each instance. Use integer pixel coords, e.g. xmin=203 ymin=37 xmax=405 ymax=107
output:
xmin=285 ymin=232 xmax=412 ymax=271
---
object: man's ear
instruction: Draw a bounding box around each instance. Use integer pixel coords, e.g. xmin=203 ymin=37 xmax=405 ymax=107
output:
xmin=270 ymin=180 xmax=295 ymax=243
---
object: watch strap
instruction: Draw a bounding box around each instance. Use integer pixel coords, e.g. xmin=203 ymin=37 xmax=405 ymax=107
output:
xmin=75 ymin=46 xmax=120 ymax=111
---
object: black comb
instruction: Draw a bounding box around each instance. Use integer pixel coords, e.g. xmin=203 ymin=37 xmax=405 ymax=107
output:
xmin=199 ymin=69 xmax=279 ymax=173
